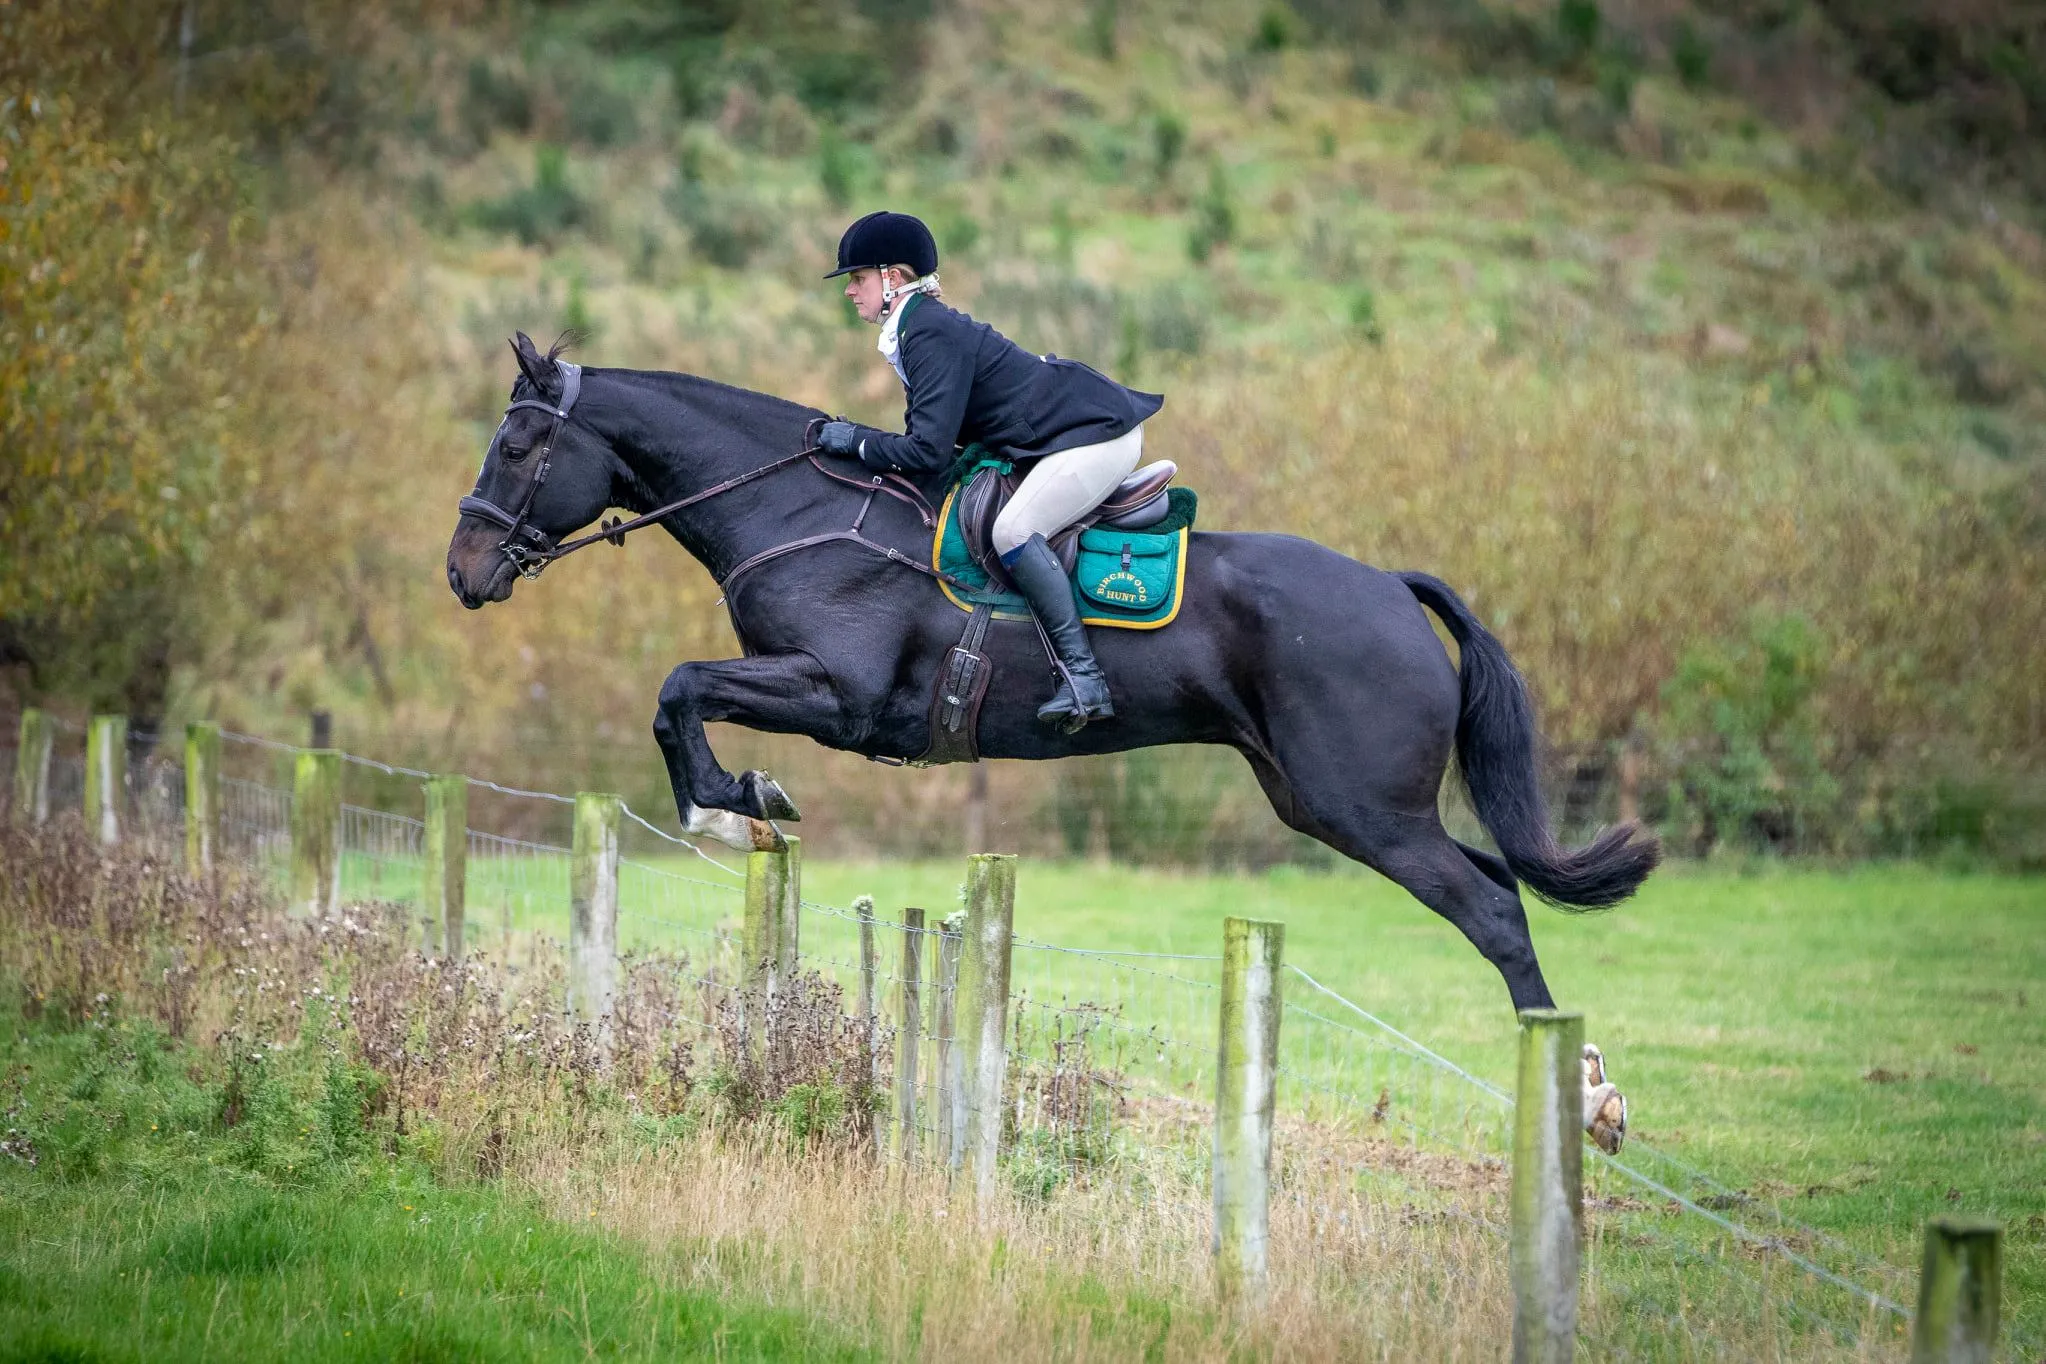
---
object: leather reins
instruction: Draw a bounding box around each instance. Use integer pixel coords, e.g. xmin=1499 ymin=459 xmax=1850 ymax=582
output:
xmin=456 ymin=360 xmax=980 ymax=596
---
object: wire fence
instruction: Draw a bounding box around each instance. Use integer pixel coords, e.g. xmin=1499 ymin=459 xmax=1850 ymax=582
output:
xmin=7 ymin=717 xmax=2021 ymax=1359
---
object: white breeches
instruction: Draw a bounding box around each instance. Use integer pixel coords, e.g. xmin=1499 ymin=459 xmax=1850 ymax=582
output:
xmin=991 ymin=424 xmax=1146 ymax=559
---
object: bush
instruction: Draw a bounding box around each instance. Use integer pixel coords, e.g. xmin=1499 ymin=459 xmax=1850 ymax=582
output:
xmin=666 ymin=178 xmax=774 ymax=269
xmin=1656 ymin=613 xmax=1839 ymax=854
xmin=1253 ymin=4 xmax=1293 ymax=52
xmin=1087 ymin=0 xmax=1119 ymax=61
xmin=1152 ymin=111 xmax=1186 ymax=183
xmin=468 ymin=145 xmax=589 ymax=246
xmin=1671 ymin=18 xmax=1712 ymax=89
xmin=1139 ymin=283 xmax=1209 ymax=357
xmin=562 ymin=68 xmax=639 ymax=149
xmin=1349 ymin=287 xmax=1385 ymax=343
xmin=817 ymin=124 xmax=856 ymax=208
xmin=1186 ymin=159 xmax=1236 ymax=264
xmin=1556 ymin=0 xmax=1601 ymax=66
xmin=463 ymin=58 xmax=532 ymax=141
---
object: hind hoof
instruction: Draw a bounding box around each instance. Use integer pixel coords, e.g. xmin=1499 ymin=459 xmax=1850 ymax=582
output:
xmin=1582 ymin=1043 xmax=1628 ymax=1154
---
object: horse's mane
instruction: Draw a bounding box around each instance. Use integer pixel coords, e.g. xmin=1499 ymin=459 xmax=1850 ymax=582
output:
xmin=516 ymin=331 xmax=824 ymax=425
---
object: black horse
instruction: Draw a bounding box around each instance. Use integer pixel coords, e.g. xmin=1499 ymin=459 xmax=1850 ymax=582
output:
xmin=447 ymin=336 xmax=1659 ymax=1022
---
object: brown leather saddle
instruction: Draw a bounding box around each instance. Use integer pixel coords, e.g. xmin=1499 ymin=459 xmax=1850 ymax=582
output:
xmin=956 ymin=459 xmax=1179 ymax=591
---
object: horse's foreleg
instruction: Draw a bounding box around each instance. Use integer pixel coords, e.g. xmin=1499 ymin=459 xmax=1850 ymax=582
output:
xmin=652 ymin=653 xmax=839 ymax=843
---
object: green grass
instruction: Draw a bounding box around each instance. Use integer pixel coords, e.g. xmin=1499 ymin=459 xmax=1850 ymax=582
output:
xmin=0 ymin=1014 xmax=866 ymax=1364
xmin=426 ymin=857 xmax=2046 ymax=1327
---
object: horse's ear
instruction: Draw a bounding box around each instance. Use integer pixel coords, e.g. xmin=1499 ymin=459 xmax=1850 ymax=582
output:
xmin=509 ymin=332 xmax=559 ymax=397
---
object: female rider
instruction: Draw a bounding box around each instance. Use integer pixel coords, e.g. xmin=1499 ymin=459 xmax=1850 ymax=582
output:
xmin=815 ymin=211 xmax=1163 ymax=733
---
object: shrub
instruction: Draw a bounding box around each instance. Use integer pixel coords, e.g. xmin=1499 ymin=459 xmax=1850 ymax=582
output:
xmin=1087 ymin=0 xmax=1119 ymax=61
xmin=562 ymin=70 xmax=640 ymax=149
xmin=666 ymin=178 xmax=773 ymax=269
xmin=1656 ymin=613 xmax=1839 ymax=854
xmin=1152 ymin=111 xmax=1187 ymax=183
xmin=463 ymin=58 xmax=532 ymax=140
xmin=1139 ymin=283 xmax=1209 ymax=357
xmin=469 ymin=145 xmax=589 ymax=246
xmin=1349 ymin=287 xmax=1385 ymax=344
xmin=1671 ymin=18 xmax=1712 ymax=89
xmin=1186 ymin=159 xmax=1235 ymax=264
xmin=1556 ymin=0 xmax=1601 ymax=66
xmin=817 ymin=125 xmax=856 ymax=208
xmin=1253 ymin=5 xmax=1294 ymax=53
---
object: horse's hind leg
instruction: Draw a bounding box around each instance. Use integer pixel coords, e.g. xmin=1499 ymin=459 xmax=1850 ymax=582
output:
xmin=1246 ymin=756 xmax=1554 ymax=1011
xmin=1356 ymin=810 xmax=1555 ymax=1012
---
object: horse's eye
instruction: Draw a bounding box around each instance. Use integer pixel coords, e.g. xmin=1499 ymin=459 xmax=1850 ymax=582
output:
xmin=502 ymin=443 xmax=532 ymax=462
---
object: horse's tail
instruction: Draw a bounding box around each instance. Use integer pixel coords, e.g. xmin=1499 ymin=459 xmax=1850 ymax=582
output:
xmin=1397 ymin=571 xmax=1661 ymax=911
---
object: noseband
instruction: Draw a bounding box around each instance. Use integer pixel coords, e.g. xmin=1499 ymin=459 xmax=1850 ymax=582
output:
xmin=457 ymin=360 xmax=586 ymax=579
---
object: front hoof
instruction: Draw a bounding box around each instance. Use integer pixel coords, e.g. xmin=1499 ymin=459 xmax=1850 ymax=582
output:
xmin=742 ymin=770 xmax=802 ymax=822
xmin=1582 ymin=1043 xmax=1628 ymax=1154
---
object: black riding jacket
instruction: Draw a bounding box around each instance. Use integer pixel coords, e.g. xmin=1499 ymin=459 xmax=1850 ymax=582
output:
xmin=850 ymin=293 xmax=1163 ymax=476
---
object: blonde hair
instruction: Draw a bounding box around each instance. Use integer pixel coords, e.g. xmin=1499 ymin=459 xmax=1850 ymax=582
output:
xmin=887 ymin=264 xmax=940 ymax=299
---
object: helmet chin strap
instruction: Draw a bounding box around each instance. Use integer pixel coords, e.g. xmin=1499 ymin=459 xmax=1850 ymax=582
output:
xmin=879 ymin=271 xmax=939 ymax=317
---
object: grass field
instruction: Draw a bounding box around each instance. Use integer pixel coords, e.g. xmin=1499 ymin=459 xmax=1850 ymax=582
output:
xmin=10 ymin=830 xmax=2043 ymax=1359
xmin=417 ymin=853 xmax=2046 ymax=1337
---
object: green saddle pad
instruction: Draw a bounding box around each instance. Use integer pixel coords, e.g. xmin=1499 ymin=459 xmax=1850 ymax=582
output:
xmin=933 ymin=470 xmax=1197 ymax=631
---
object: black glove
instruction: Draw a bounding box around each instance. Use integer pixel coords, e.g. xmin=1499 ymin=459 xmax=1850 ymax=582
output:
xmin=817 ymin=420 xmax=861 ymax=456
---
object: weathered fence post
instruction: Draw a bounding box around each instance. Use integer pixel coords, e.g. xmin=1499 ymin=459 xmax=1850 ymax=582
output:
xmin=423 ymin=774 xmax=467 ymax=959
xmin=569 ymin=792 xmax=621 ymax=1047
xmin=85 ymin=714 xmax=127 ymax=845
xmin=1213 ymin=915 xmax=1284 ymax=1307
xmin=856 ymin=894 xmax=881 ymax=1157
xmin=14 ymin=708 xmax=54 ymax=824
xmin=742 ymin=837 xmax=802 ymax=1054
xmin=1911 ymin=1218 xmax=2002 ymax=1364
xmin=894 ymin=907 xmax=926 ymax=1163
xmin=931 ymin=910 xmax=965 ymax=1167
xmin=290 ymin=748 xmax=342 ymax=915
xmin=1511 ymin=1009 xmax=1585 ymax=1364
xmin=184 ymin=722 xmax=220 ymax=877
xmin=957 ymin=854 xmax=1016 ymax=1201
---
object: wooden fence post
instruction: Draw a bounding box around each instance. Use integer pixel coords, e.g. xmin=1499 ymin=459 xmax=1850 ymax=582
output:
xmin=743 ymin=838 xmax=801 ymax=1054
xmin=14 ymin=708 xmax=54 ymax=824
xmin=290 ymin=749 xmax=342 ymax=915
xmin=1912 ymin=1218 xmax=2002 ymax=1364
xmin=85 ymin=714 xmax=127 ymax=845
xmin=184 ymin=722 xmax=220 ymax=877
xmin=856 ymin=894 xmax=880 ymax=1157
xmin=957 ymin=853 xmax=1016 ymax=1202
xmin=423 ymin=774 xmax=467 ymax=959
xmin=1213 ymin=915 xmax=1284 ymax=1306
xmin=894 ymin=907 xmax=925 ymax=1163
xmin=569 ymin=792 xmax=621 ymax=1045
xmin=931 ymin=910 xmax=965 ymax=1167
xmin=1511 ymin=1009 xmax=1585 ymax=1364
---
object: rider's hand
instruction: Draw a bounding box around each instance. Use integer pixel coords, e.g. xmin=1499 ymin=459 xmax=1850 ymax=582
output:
xmin=817 ymin=420 xmax=861 ymax=456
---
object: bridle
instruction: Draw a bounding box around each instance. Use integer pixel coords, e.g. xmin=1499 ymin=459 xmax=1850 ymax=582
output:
xmin=455 ymin=358 xmax=976 ymax=596
xmin=457 ymin=360 xmax=588 ymax=579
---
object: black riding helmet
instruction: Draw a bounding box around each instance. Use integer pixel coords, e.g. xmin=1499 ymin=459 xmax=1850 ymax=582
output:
xmin=824 ymin=210 xmax=938 ymax=279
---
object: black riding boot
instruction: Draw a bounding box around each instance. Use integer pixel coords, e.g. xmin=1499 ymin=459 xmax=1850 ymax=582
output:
xmin=1005 ymin=533 xmax=1114 ymax=733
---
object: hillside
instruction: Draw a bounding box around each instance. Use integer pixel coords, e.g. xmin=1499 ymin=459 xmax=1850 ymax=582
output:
xmin=5 ymin=0 xmax=2044 ymax=859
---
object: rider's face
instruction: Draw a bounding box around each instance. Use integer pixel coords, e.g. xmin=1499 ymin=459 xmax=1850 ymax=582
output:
xmin=843 ymin=268 xmax=898 ymax=325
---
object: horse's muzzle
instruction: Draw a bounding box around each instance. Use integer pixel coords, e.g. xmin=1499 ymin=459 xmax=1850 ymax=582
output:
xmin=446 ymin=525 xmax=517 ymax=609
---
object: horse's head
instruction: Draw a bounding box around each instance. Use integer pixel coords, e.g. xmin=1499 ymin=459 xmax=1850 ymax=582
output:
xmin=446 ymin=333 xmax=619 ymax=609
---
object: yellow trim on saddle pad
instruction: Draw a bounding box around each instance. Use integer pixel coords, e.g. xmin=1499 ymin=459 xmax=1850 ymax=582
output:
xmin=930 ymin=485 xmax=1189 ymax=631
